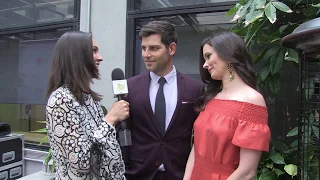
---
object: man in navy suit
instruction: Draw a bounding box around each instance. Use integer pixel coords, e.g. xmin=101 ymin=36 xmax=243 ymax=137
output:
xmin=124 ymin=21 xmax=204 ymax=180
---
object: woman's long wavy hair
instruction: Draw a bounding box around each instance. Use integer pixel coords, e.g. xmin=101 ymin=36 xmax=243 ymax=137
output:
xmin=46 ymin=31 xmax=101 ymax=105
xmin=195 ymin=32 xmax=256 ymax=111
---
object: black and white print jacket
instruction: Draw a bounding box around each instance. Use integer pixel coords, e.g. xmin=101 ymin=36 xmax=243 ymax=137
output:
xmin=46 ymin=86 xmax=125 ymax=180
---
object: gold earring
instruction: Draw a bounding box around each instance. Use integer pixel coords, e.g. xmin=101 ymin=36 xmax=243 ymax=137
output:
xmin=228 ymin=64 xmax=235 ymax=81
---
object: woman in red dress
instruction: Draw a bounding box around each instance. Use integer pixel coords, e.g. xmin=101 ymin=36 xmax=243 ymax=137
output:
xmin=183 ymin=32 xmax=271 ymax=180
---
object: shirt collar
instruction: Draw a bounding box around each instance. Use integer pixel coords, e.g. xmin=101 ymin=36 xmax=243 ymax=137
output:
xmin=150 ymin=66 xmax=176 ymax=84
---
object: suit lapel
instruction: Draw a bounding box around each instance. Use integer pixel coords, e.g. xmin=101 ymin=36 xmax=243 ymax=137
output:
xmin=164 ymin=71 xmax=183 ymax=136
xmin=141 ymin=72 xmax=163 ymax=136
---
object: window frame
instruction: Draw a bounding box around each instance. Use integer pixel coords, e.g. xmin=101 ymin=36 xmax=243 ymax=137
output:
xmin=0 ymin=0 xmax=80 ymax=149
xmin=125 ymin=0 xmax=237 ymax=77
xmin=0 ymin=0 xmax=80 ymax=33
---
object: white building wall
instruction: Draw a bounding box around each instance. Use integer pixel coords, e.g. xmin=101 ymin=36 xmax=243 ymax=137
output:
xmin=22 ymin=1 xmax=127 ymax=177
xmin=81 ymin=0 xmax=127 ymax=110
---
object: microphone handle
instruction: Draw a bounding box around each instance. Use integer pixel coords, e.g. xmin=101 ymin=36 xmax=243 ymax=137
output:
xmin=116 ymin=94 xmax=132 ymax=146
xmin=120 ymin=121 xmax=128 ymax=129
xmin=117 ymin=95 xmax=128 ymax=130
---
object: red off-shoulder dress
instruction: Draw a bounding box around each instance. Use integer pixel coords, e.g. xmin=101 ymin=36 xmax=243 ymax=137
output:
xmin=190 ymin=99 xmax=271 ymax=180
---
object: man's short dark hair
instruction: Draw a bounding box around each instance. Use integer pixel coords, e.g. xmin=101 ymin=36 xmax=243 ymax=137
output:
xmin=139 ymin=20 xmax=177 ymax=47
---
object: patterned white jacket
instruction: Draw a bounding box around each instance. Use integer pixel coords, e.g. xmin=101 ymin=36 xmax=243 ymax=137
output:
xmin=46 ymin=86 xmax=125 ymax=180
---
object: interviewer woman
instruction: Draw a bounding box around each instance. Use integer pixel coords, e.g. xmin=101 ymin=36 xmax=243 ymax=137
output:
xmin=46 ymin=31 xmax=128 ymax=180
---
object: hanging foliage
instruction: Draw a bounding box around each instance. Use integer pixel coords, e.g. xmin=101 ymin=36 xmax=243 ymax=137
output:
xmin=227 ymin=0 xmax=320 ymax=179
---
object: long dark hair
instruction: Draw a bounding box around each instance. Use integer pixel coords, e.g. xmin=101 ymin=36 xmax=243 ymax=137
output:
xmin=195 ymin=32 xmax=256 ymax=111
xmin=46 ymin=31 xmax=101 ymax=105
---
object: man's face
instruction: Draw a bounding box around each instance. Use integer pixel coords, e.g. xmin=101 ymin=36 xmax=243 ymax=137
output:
xmin=141 ymin=34 xmax=176 ymax=76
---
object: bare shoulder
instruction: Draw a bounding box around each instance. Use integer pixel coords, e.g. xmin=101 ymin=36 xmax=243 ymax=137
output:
xmin=241 ymin=87 xmax=266 ymax=107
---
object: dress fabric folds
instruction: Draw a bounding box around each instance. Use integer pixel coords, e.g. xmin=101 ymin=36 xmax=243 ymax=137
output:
xmin=191 ymin=99 xmax=271 ymax=180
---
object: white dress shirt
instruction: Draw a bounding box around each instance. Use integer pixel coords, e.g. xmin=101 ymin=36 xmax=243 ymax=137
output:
xmin=149 ymin=66 xmax=178 ymax=130
xmin=149 ymin=66 xmax=178 ymax=171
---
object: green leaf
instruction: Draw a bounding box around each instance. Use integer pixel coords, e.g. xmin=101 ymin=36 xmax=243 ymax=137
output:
xmin=270 ymin=48 xmax=284 ymax=75
xmin=269 ymin=51 xmax=279 ymax=75
xmin=315 ymin=110 xmax=319 ymax=119
xmin=309 ymin=113 xmax=315 ymax=123
xmin=244 ymin=24 xmax=254 ymax=45
xmin=39 ymin=135 xmax=48 ymax=146
xmin=101 ymin=105 xmax=108 ymax=115
xmin=287 ymin=127 xmax=298 ymax=137
xmin=279 ymin=24 xmax=288 ymax=33
xmin=271 ymin=37 xmax=281 ymax=43
xmin=226 ymin=3 xmax=241 ymax=16
xmin=259 ymin=64 xmax=270 ymax=81
xmin=274 ymin=168 xmax=285 ymax=177
xmin=36 ymin=121 xmax=46 ymax=124
xmin=268 ymin=74 xmax=280 ymax=95
xmin=305 ymin=78 xmax=314 ymax=100
xmin=284 ymin=164 xmax=297 ymax=176
xmin=266 ymin=163 xmax=273 ymax=169
xmin=244 ymin=2 xmax=255 ymax=26
xmin=261 ymin=47 xmax=280 ymax=62
xmin=269 ymin=152 xmax=286 ymax=164
xmin=290 ymin=139 xmax=298 ymax=148
xmin=31 ymin=128 xmax=47 ymax=133
xmin=51 ymin=160 xmax=56 ymax=173
xmin=272 ymin=1 xmax=293 ymax=13
xmin=261 ymin=168 xmax=270 ymax=173
xmin=272 ymin=139 xmax=289 ymax=152
xmin=232 ymin=1 xmax=252 ymax=21
xmin=243 ymin=0 xmax=267 ymax=26
xmin=309 ymin=161 xmax=319 ymax=167
xmin=255 ymin=0 xmax=266 ymax=9
xmin=312 ymin=3 xmax=320 ymax=8
xmin=245 ymin=9 xmax=264 ymax=26
xmin=251 ymin=52 xmax=258 ymax=62
xmin=44 ymin=148 xmax=52 ymax=165
xmin=265 ymin=2 xmax=276 ymax=23
xmin=285 ymin=49 xmax=299 ymax=63
xmin=295 ymin=0 xmax=303 ymax=5
xmin=312 ymin=126 xmax=319 ymax=139
xmin=258 ymin=171 xmax=277 ymax=180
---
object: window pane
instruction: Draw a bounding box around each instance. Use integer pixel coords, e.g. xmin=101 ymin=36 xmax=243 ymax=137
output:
xmin=0 ymin=0 xmax=76 ymax=29
xmin=134 ymin=0 xmax=234 ymax=10
xmin=0 ymin=28 xmax=71 ymax=104
xmin=0 ymin=104 xmax=47 ymax=143
xmin=0 ymin=27 xmax=73 ymax=143
xmin=135 ymin=12 xmax=233 ymax=80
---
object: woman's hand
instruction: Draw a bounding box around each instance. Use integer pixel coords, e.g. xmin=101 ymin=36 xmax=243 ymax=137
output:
xmin=104 ymin=100 xmax=130 ymax=125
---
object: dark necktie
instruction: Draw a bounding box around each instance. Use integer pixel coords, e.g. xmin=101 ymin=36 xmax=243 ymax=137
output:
xmin=155 ymin=77 xmax=166 ymax=135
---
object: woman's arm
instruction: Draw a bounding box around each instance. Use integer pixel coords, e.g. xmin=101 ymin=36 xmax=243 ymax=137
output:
xmin=94 ymin=100 xmax=129 ymax=179
xmin=227 ymin=148 xmax=261 ymax=180
xmin=183 ymin=145 xmax=195 ymax=180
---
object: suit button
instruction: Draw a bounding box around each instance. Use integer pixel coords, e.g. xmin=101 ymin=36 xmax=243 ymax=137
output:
xmin=161 ymin=141 xmax=164 ymax=145
xmin=155 ymin=161 xmax=160 ymax=166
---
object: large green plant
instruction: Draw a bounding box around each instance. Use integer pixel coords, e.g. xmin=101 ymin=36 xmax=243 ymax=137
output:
xmin=228 ymin=0 xmax=319 ymax=95
xmin=227 ymin=0 xmax=320 ymax=179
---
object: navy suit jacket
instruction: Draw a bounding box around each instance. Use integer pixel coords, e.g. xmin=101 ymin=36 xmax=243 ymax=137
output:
xmin=123 ymin=71 xmax=204 ymax=180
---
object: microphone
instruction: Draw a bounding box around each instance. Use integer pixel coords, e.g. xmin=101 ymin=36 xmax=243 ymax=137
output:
xmin=111 ymin=68 xmax=132 ymax=147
